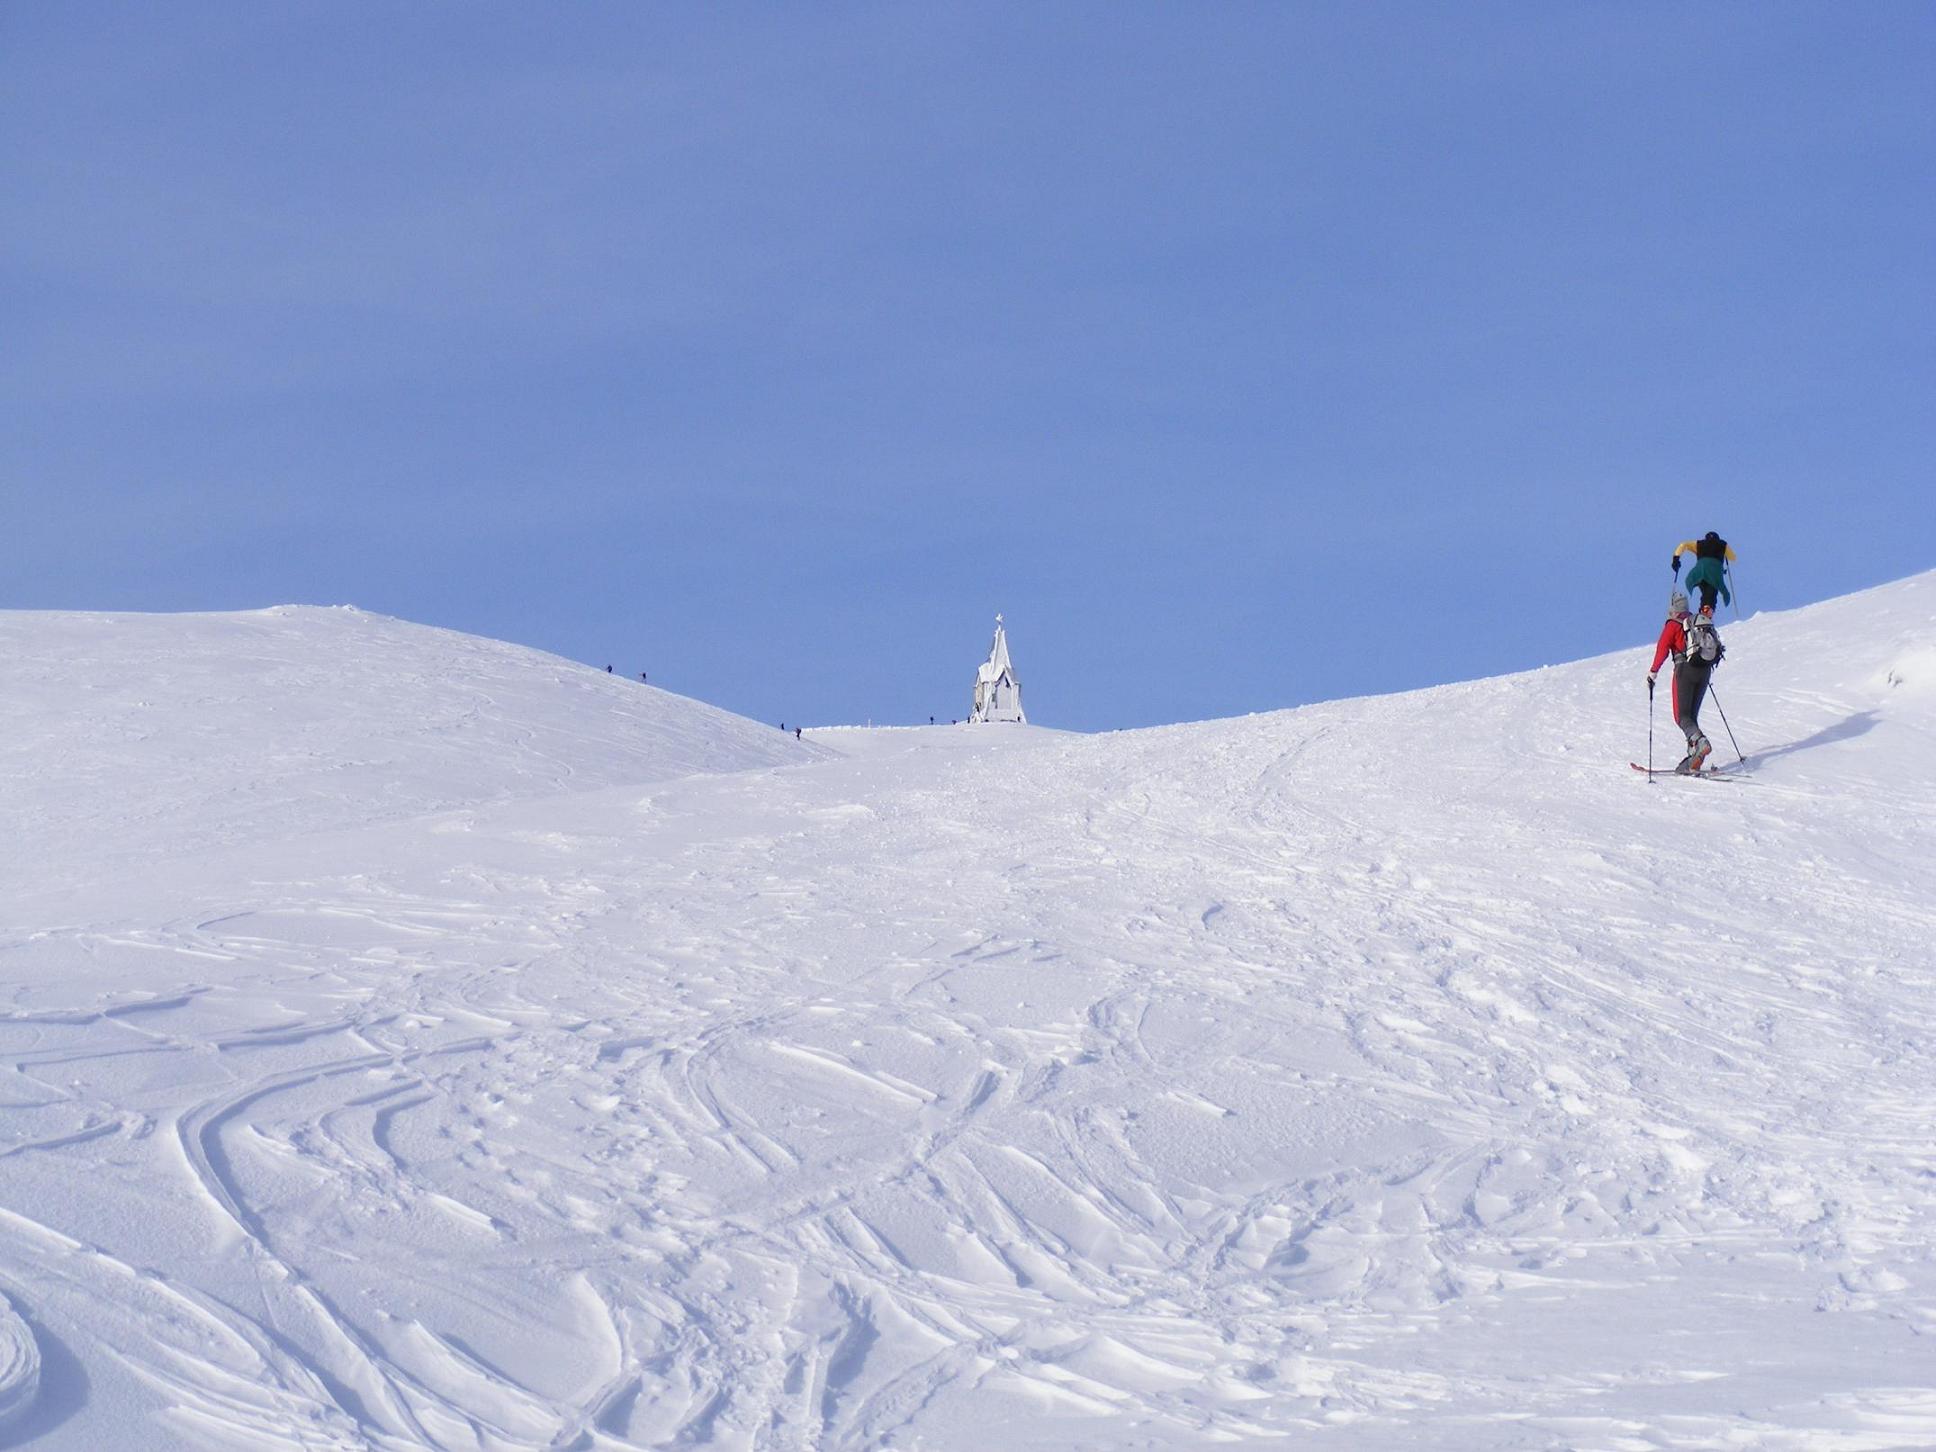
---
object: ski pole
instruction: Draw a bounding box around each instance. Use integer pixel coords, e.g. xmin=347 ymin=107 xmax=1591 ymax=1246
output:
xmin=1647 ymin=675 xmax=1655 ymax=778
xmin=1726 ymin=561 xmax=1740 ymax=621
xmin=1708 ymin=684 xmax=1745 ymax=764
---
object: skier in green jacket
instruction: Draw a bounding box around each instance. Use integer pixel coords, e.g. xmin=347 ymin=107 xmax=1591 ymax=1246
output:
xmin=1672 ymin=532 xmax=1737 ymax=616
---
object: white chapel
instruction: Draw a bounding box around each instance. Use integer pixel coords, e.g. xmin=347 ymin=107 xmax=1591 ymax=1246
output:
xmin=969 ymin=615 xmax=1026 ymax=724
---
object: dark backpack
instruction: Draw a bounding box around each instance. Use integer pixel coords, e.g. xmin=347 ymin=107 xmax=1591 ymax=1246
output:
xmin=1686 ymin=614 xmax=1724 ymax=666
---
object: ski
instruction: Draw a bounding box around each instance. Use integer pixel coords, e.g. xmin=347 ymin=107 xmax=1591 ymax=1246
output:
xmin=1630 ymin=761 xmax=1749 ymax=781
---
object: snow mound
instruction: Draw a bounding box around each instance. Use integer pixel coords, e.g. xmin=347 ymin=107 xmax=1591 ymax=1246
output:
xmin=1882 ymin=645 xmax=1936 ymax=695
xmin=0 ymin=1296 xmax=38 ymax=1432
xmin=0 ymin=605 xmax=826 ymax=873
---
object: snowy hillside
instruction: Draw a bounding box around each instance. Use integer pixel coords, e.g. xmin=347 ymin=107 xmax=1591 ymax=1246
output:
xmin=2 ymin=578 xmax=1934 ymax=1450
xmin=0 ymin=607 xmax=822 ymax=887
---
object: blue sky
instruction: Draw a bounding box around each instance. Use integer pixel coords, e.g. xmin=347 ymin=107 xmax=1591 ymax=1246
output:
xmin=4 ymin=4 xmax=1931 ymax=730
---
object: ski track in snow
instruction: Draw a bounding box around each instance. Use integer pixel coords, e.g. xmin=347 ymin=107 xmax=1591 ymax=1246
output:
xmin=2 ymin=589 xmax=1935 ymax=1449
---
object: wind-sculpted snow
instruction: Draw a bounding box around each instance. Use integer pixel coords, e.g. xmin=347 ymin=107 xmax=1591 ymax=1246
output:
xmin=0 ymin=1293 xmax=38 ymax=1433
xmin=1 ymin=577 xmax=1934 ymax=1449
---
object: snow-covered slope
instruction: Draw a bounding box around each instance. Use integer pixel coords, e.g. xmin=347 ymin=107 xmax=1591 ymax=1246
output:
xmin=0 ymin=606 xmax=823 ymax=887
xmin=1 ymin=578 xmax=1932 ymax=1450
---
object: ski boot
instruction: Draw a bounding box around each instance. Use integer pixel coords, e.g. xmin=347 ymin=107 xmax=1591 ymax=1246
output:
xmin=1688 ymin=734 xmax=1713 ymax=773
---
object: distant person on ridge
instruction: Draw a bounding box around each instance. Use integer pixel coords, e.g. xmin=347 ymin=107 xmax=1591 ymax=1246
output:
xmin=1648 ymin=589 xmax=1724 ymax=774
xmin=1672 ymin=532 xmax=1736 ymax=616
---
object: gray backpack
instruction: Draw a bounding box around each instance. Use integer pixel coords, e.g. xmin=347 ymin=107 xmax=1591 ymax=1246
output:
xmin=1686 ymin=614 xmax=1725 ymax=666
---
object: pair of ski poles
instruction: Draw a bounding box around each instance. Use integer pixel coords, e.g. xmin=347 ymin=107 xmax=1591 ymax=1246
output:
xmin=1647 ymin=675 xmax=1743 ymax=776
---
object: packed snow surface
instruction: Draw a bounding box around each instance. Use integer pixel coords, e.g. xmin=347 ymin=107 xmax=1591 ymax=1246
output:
xmin=2 ymin=583 xmax=1934 ymax=1450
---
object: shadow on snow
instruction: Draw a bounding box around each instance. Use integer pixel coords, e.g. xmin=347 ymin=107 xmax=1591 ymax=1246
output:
xmin=1746 ymin=708 xmax=1881 ymax=766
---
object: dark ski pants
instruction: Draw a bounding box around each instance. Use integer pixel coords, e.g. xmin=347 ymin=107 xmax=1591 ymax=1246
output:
xmin=1672 ymin=660 xmax=1713 ymax=745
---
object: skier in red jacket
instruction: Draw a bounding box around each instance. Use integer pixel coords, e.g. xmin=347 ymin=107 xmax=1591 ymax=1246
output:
xmin=1647 ymin=589 xmax=1720 ymax=773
